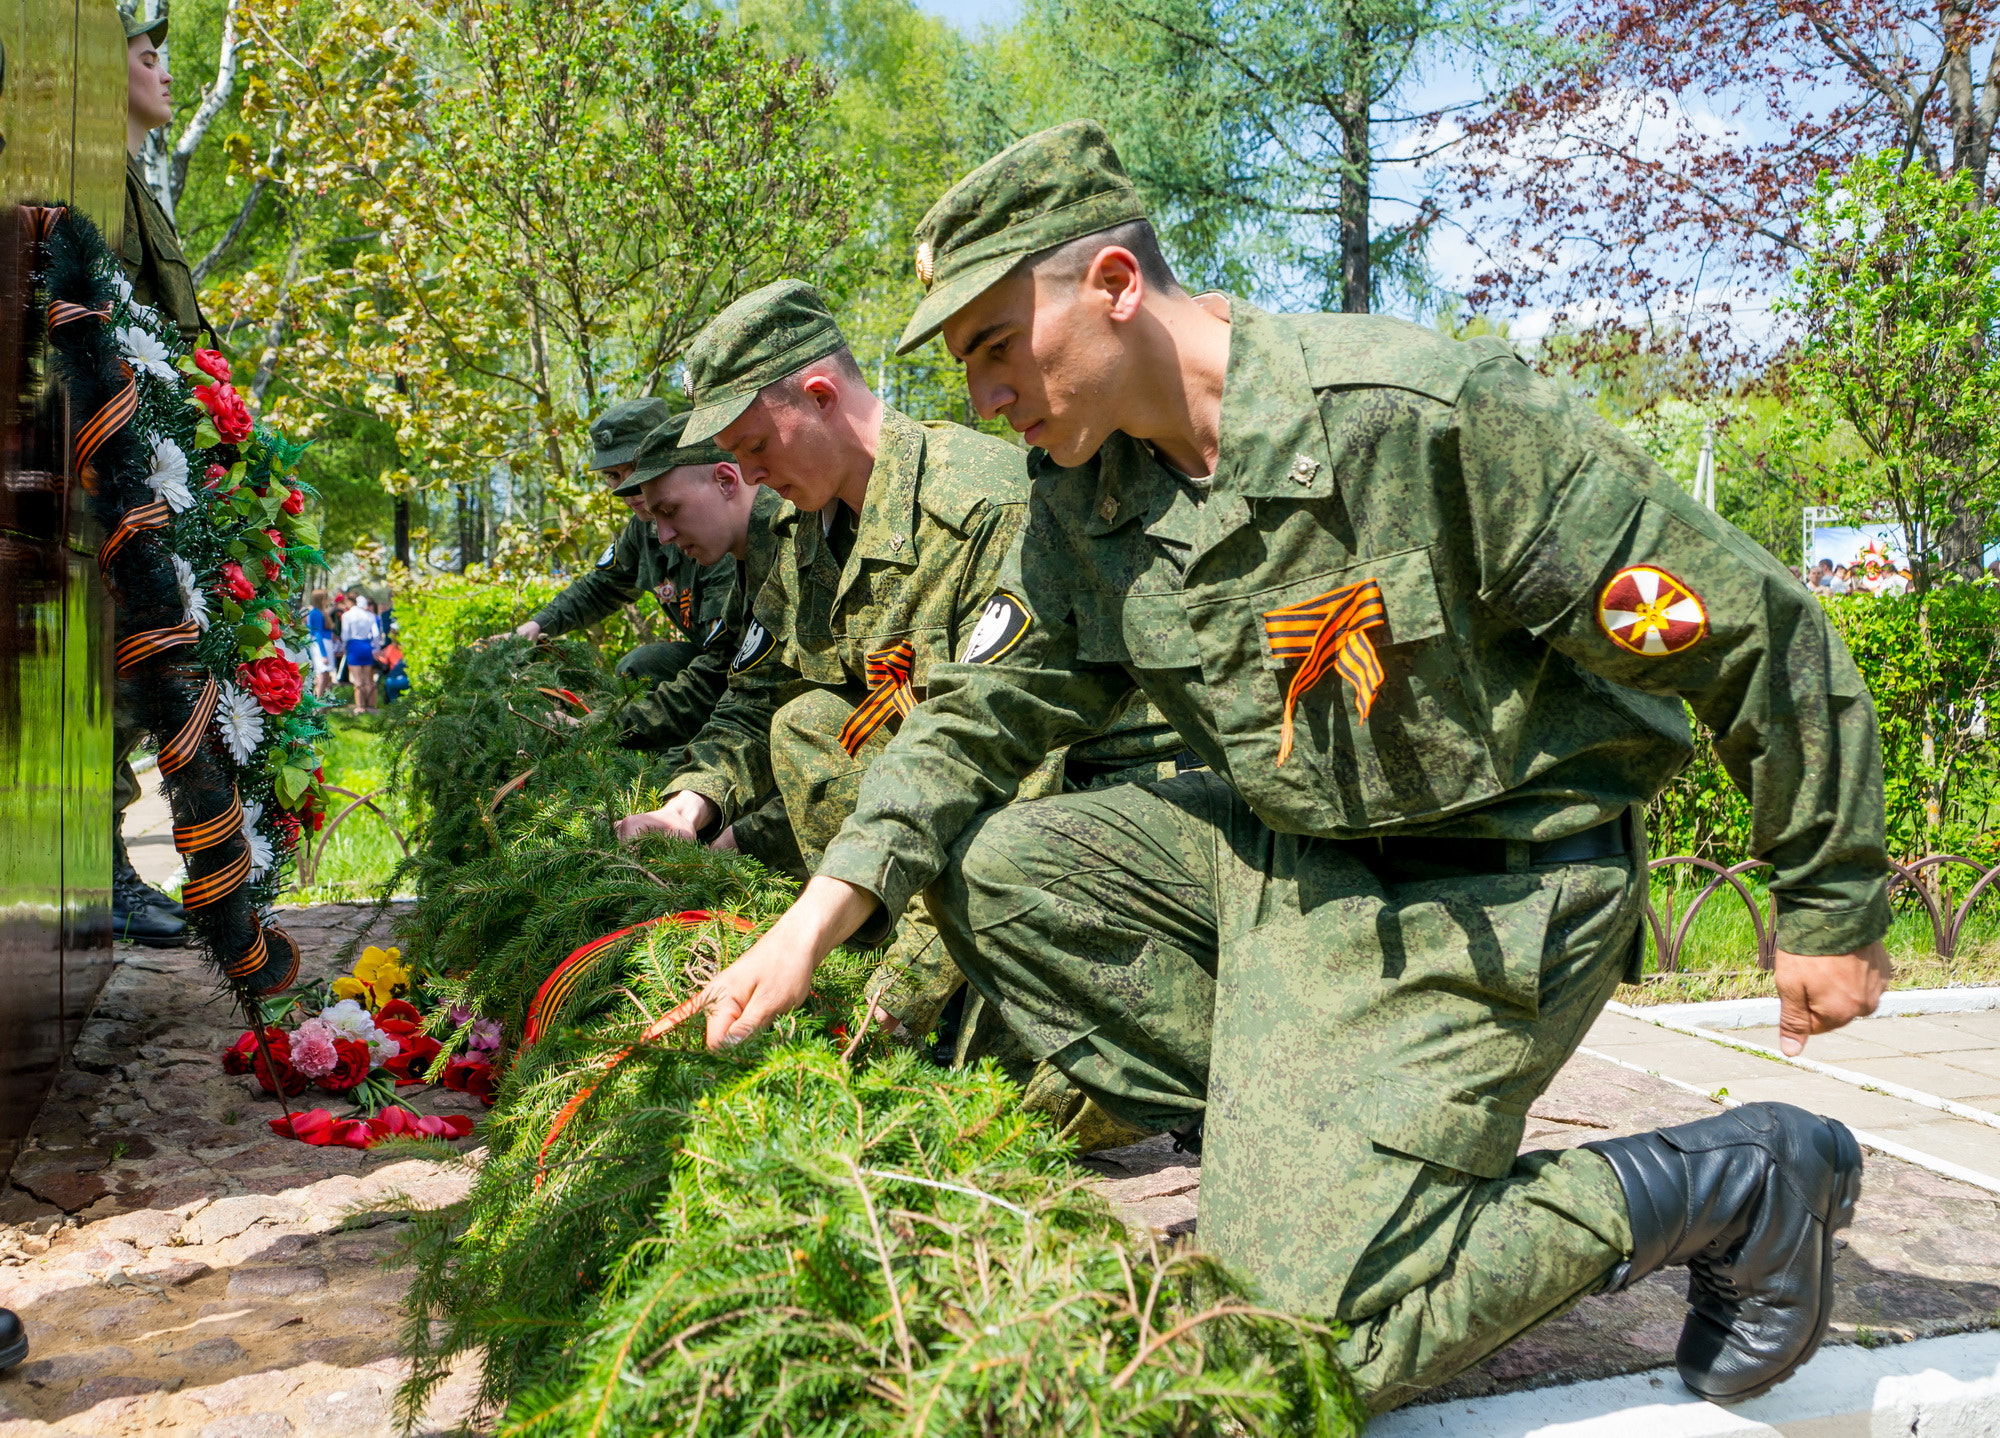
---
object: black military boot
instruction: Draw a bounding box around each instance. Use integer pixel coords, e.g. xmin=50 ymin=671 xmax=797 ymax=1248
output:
xmin=113 ymin=821 xmax=183 ymax=918
xmin=1586 ymin=1102 xmax=1861 ymax=1405
xmin=0 ymin=1307 xmax=25 ymax=1369
xmin=112 ymin=869 xmax=188 ymax=948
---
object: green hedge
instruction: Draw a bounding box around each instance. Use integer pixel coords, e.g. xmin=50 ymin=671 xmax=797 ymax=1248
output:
xmin=391 ymin=569 xmax=656 ymax=691
xmin=1648 ymin=586 xmax=2000 ymax=865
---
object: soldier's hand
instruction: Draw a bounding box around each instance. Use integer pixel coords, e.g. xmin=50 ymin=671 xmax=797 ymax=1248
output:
xmin=516 ymin=620 xmax=543 ymax=641
xmin=701 ymin=877 xmax=879 ymax=1047
xmin=1773 ymin=941 xmax=1892 ymax=1056
xmin=614 ymin=790 xmax=717 ymax=845
xmin=710 ymin=825 xmax=738 ymax=852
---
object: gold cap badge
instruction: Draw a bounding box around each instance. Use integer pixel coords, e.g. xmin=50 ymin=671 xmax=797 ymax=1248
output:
xmin=915 ymin=239 xmax=935 ymax=289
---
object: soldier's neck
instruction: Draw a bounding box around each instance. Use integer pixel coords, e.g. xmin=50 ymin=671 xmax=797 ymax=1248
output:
xmin=1116 ymin=291 xmax=1230 ymax=481
xmin=828 ymin=390 xmax=885 ymax=518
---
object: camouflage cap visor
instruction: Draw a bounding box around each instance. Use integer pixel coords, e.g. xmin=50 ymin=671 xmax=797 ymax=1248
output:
xmin=678 ymin=388 xmax=761 ymax=449
xmin=124 ymin=3 xmax=169 ymax=43
xmin=616 ymin=440 xmax=734 ymax=495
xmin=590 ymin=439 xmax=647 ymax=473
xmin=681 ymin=325 xmax=846 ymax=445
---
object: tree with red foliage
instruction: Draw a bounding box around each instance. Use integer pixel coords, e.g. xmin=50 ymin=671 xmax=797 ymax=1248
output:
xmin=1455 ymin=0 xmax=2000 ymax=373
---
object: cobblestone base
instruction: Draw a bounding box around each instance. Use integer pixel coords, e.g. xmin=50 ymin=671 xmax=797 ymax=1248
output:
xmin=1085 ymin=1052 xmax=2000 ymax=1403
xmin=0 ymin=903 xmax=482 ymax=1437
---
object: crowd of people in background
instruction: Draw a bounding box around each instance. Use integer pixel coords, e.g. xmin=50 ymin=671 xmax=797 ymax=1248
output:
xmin=305 ymin=586 xmax=407 ymax=714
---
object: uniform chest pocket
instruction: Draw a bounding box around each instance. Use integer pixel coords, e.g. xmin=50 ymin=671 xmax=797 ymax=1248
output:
xmin=1248 ymin=546 xmax=1446 ymax=671
xmin=1074 ymin=591 xmax=1202 ymax=669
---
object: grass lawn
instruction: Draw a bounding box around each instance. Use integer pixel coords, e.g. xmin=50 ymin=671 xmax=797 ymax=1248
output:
xmin=277 ymin=709 xmax=413 ymax=904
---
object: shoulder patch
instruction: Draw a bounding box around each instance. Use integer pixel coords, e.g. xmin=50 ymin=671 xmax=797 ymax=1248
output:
xmin=961 ymin=591 xmax=1031 ymax=664
xmin=731 ymin=619 xmax=777 ymax=674
xmin=593 ymin=542 xmax=616 ymax=569
xmin=1598 ymin=565 xmax=1707 ymax=657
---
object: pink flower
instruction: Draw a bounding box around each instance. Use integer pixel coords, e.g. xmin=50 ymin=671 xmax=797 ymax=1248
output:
xmin=287 ymin=1021 xmax=339 ymax=1080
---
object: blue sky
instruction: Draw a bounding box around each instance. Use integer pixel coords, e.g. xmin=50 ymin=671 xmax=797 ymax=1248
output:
xmin=916 ymin=0 xmax=1016 ymax=31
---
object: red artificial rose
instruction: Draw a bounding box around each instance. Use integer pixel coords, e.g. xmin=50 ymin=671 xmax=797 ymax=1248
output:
xmin=440 ymin=1054 xmax=497 ymax=1106
xmin=238 ymin=656 xmax=303 ymax=716
xmin=281 ymin=488 xmax=304 ymax=516
xmin=315 ymin=1037 xmax=372 ymax=1094
xmin=205 ymin=463 xmax=228 ymax=483
xmin=254 ymin=1035 xmax=308 ymax=1097
xmin=195 ymin=380 xmax=254 ymax=444
xmin=217 ymin=561 xmax=255 ymax=603
xmin=272 ymin=809 xmax=301 ymax=849
xmin=384 ymin=1035 xmax=441 ymax=1086
xmin=263 ymin=559 xmax=283 ymax=583
xmin=310 ymin=808 xmax=325 ymax=833
xmin=192 ymin=348 xmax=232 ymax=384
xmin=263 ymin=526 xmax=285 ymax=553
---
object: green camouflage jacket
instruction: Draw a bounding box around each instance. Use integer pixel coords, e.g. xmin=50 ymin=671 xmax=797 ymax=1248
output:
xmin=668 ymin=408 xmax=1177 ymax=824
xmin=531 ymin=514 xmax=733 ymax=642
xmin=121 ymin=156 xmax=205 ymax=344
xmin=821 ymin=305 xmax=1891 ymax=957
xmin=619 ymin=485 xmax=787 ymax=750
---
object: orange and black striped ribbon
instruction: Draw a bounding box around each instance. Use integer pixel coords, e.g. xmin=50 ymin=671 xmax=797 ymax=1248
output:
xmin=48 ymin=299 xmax=112 ymax=329
xmin=181 ymin=844 xmax=253 ymax=910
xmin=98 ymin=495 xmax=170 ymax=569
xmin=30 ymin=206 xmax=65 ymax=243
xmin=225 ymin=923 xmax=268 ymax=980
xmin=115 ymin=619 xmax=200 ymax=672
xmin=73 ymin=362 xmax=137 ymax=487
xmin=174 ymin=792 xmax=242 ymax=854
xmin=522 ymin=910 xmax=756 ymax=1047
xmin=837 ymin=640 xmax=916 ymax=756
xmin=679 ymin=590 xmax=693 ymax=631
xmin=1262 ymin=579 xmax=1387 ymax=766
xmin=158 ymin=676 xmax=220 ymax=776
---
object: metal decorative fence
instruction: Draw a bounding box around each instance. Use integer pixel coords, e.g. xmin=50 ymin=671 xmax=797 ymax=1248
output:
xmin=1645 ymin=853 xmax=2000 ymax=972
xmin=295 ymin=784 xmax=410 ymax=888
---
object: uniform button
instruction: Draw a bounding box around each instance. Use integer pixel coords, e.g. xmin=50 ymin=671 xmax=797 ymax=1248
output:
xmin=890 ymin=534 xmax=904 ymax=551
xmin=1099 ymin=495 xmax=1119 ymax=522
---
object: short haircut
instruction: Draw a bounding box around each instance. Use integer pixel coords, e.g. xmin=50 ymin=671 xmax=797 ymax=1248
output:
xmin=1031 ymin=219 xmax=1182 ymax=295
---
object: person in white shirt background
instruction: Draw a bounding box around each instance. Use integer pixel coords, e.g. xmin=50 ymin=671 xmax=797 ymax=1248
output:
xmin=341 ymin=594 xmax=382 ymax=713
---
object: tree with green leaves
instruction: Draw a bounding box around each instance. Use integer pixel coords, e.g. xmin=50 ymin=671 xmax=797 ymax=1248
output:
xmin=970 ymin=0 xmax=1562 ymax=312
xmin=1780 ymin=154 xmax=2000 ymax=593
xmin=213 ymin=0 xmax=851 ymax=574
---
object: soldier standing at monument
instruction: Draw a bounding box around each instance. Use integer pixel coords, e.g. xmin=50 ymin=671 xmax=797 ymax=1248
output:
xmin=495 ymin=398 xmax=736 ymax=686
xmin=110 ymin=0 xmax=199 ymax=947
xmin=684 ymin=122 xmax=1894 ymax=1412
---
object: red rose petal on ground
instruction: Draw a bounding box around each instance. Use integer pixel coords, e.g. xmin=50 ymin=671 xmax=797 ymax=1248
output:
xmin=269 ymin=1109 xmax=335 ymax=1145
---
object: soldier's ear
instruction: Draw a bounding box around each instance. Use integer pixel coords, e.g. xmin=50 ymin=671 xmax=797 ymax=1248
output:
xmin=714 ymin=462 xmax=742 ymax=496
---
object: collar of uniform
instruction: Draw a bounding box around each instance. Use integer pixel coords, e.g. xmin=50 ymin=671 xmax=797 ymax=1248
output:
xmin=1211 ymin=301 xmax=1338 ymax=504
xmin=1080 ymin=433 xmax=1178 ymax=538
xmin=847 ymin=407 xmax=924 ymax=571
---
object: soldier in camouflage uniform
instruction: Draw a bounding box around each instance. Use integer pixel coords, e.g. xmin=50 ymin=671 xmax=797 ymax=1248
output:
xmin=613 ymin=416 xmax=802 ymax=877
xmin=615 ymin=281 xmax=1183 ymax=1094
xmin=500 ymin=399 xmax=735 ymax=685
xmin=111 ymin=1 xmax=198 ymax=948
xmin=686 ymin=122 xmax=1894 ymax=1412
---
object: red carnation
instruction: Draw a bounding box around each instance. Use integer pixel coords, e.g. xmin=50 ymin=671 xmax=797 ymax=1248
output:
xmin=238 ymin=657 xmax=303 ymax=716
xmin=217 ymin=561 xmax=255 ymax=603
xmin=223 ymin=1026 xmax=286 ymax=1075
xmin=192 ymin=348 xmax=233 ymax=384
xmin=440 ymin=1054 xmax=497 ymax=1106
xmin=195 ymin=380 xmax=253 ymax=444
xmin=315 ymin=1037 xmax=372 ymax=1094
xmin=281 ymin=488 xmax=304 ymax=516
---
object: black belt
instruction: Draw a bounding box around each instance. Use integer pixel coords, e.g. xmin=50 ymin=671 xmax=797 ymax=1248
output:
xmin=1370 ymin=815 xmax=1629 ymax=873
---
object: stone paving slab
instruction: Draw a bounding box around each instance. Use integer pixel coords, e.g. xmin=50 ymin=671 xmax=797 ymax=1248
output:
xmin=1730 ymin=1010 xmax=2000 ymax=1117
xmin=1086 ymin=1045 xmax=2000 ymax=1405
xmin=0 ymin=904 xmax=482 ymax=1437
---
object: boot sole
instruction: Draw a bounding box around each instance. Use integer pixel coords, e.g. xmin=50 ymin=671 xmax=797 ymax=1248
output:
xmin=0 ymin=1329 xmax=28 ymax=1370
xmin=1692 ymin=1116 xmax=1862 ymax=1405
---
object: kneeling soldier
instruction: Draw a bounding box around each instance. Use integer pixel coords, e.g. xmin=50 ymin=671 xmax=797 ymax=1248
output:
xmin=684 ymin=122 xmax=1893 ymax=1413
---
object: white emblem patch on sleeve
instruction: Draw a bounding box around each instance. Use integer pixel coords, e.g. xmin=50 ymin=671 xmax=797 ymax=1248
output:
xmin=593 ymin=542 xmax=616 ymax=569
xmin=960 ymin=591 xmax=1031 ymax=664
xmin=731 ymin=620 xmax=776 ymax=673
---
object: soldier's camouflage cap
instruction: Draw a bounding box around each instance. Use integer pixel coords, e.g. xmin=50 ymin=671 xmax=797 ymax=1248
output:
xmin=588 ymin=397 xmax=670 ymax=473
xmin=123 ymin=0 xmax=169 ymax=43
xmin=612 ymin=414 xmax=734 ymax=496
xmin=680 ymin=280 xmax=847 ymax=445
xmin=896 ymin=119 xmax=1150 ymax=356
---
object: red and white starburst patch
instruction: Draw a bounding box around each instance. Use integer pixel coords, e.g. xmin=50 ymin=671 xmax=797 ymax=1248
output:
xmin=1598 ymin=565 xmax=1708 ymax=657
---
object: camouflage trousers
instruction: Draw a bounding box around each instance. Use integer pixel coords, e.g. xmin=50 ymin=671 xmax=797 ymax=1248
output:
xmin=927 ymin=770 xmax=1639 ymax=1412
xmin=770 ymin=688 xmax=1147 ymax=1147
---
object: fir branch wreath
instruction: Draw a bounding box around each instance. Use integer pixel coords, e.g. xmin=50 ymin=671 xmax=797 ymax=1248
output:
xmin=32 ymin=204 xmax=331 ymax=1000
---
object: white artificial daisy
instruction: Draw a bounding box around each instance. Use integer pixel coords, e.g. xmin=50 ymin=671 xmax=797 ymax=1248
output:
xmin=111 ymin=273 xmax=158 ymax=324
xmin=116 ymin=325 xmax=179 ymax=384
xmin=215 ymin=682 xmax=266 ymax=765
xmin=146 ymin=438 xmax=193 ymax=512
xmin=240 ymin=799 xmax=275 ymax=882
xmin=172 ymin=554 xmax=210 ymax=632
